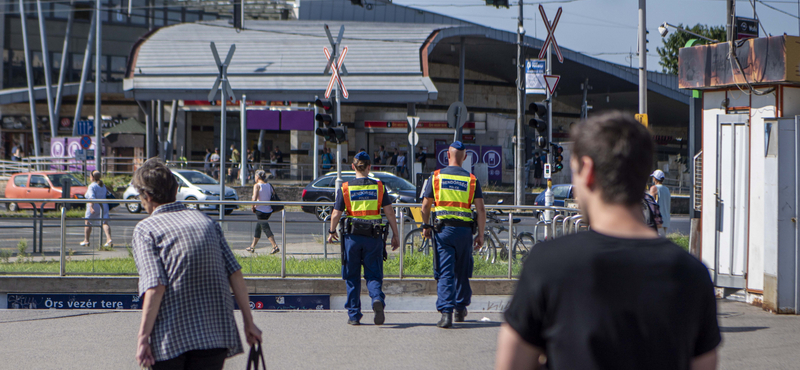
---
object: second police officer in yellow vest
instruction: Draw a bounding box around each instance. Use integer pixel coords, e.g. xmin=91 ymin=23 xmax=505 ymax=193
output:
xmin=328 ymin=152 xmax=400 ymax=325
xmin=421 ymin=141 xmax=486 ymax=328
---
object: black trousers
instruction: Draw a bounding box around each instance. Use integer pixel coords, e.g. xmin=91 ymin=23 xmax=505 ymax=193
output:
xmin=152 ymin=348 xmax=227 ymax=370
xmin=254 ymin=210 xmax=274 ymax=238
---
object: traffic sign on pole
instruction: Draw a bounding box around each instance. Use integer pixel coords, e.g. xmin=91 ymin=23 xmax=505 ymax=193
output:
xmin=544 ymin=75 xmax=560 ymax=95
xmin=407 ymin=116 xmax=420 ymax=129
xmin=408 ymin=131 xmax=419 ymax=146
xmin=447 ymin=102 xmax=468 ymax=129
xmin=80 ymin=135 xmax=92 ymax=149
xmin=538 ymin=5 xmax=564 ymax=63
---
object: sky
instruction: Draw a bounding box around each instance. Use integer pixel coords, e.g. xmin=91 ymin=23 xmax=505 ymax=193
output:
xmin=391 ymin=0 xmax=800 ymax=72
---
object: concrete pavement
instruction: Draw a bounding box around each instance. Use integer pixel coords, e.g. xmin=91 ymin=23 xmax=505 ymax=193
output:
xmin=0 ymin=299 xmax=798 ymax=369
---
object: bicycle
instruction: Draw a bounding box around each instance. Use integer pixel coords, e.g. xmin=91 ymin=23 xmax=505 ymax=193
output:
xmin=402 ymin=210 xmax=536 ymax=263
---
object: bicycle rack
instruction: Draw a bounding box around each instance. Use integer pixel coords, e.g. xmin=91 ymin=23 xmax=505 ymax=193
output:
xmin=551 ymin=214 xmax=565 ymax=238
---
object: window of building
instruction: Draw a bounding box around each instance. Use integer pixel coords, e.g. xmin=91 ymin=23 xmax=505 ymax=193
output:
xmin=53 ymin=3 xmax=71 ymax=19
xmin=130 ymin=0 xmax=147 ymax=25
xmin=72 ymin=53 xmax=85 ymax=81
xmin=185 ymin=11 xmax=200 ymax=22
xmin=167 ymin=11 xmax=181 ymax=25
xmin=110 ymin=56 xmax=126 ymax=82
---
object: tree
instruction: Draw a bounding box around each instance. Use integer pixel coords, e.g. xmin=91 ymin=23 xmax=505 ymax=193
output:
xmin=656 ymin=24 xmax=727 ymax=75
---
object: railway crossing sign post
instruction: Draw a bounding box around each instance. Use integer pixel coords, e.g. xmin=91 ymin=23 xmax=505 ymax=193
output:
xmin=539 ymin=4 xmax=563 ymax=233
xmin=323 ymin=24 xmax=348 ymax=191
xmin=207 ymin=41 xmax=236 ymax=220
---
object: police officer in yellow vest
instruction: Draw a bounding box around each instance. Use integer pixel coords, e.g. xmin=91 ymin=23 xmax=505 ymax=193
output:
xmin=328 ymin=152 xmax=400 ymax=325
xmin=421 ymin=141 xmax=486 ymax=328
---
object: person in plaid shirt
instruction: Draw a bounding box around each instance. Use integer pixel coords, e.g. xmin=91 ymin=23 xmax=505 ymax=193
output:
xmin=132 ymin=158 xmax=262 ymax=370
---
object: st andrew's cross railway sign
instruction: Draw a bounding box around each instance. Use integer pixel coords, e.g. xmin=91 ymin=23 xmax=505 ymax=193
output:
xmin=538 ymin=5 xmax=564 ymax=63
xmin=323 ymin=24 xmax=349 ymax=99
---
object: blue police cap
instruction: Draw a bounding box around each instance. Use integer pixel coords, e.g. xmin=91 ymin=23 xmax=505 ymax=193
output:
xmin=354 ymin=151 xmax=371 ymax=161
xmin=450 ymin=141 xmax=465 ymax=150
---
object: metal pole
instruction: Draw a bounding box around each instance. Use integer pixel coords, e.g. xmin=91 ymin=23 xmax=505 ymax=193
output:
xmin=19 ymin=0 xmax=41 ymax=158
xmin=543 ymin=43 xmax=554 ymax=227
xmin=73 ymin=10 xmax=95 ymax=131
xmin=36 ymin=0 xmax=57 ymax=137
xmin=167 ymin=100 xmax=177 ymax=160
xmin=727 ymin=0 xmax=734 ymax=42
xmin=459 ymin=37 xmax=465 ymax=103
xmin=240 ymin=95 xmax=247 ymax=186
xmin=322 ymin=221 xmax=328 ymax=259
xmin=334 ymin=84 xmax=343 ymax=191
xmin=508 ymin=211 xmax=513 ymax=279
xmin=409 ymin=103 xmax=416 ymax=185
xmin=638 ymin=0 xmax=647 ymax=115
xmin=515 ymin=0 xmax=524 ymax=207
xmin=281 ymin=208 xmax=286 ymax=278
xmin=156 ymin=100 xmax=163 ymax=159
xmin=219 ymin=77 xmax=227 ymax=221
xmin=312 ymin=95 xmax=319 ymax=180
xmin=398 ymin=205 xmax=404 ymax=279
xmin=55 ymin=0 xmax=76 ymax=123
xmin=60 ymin=204 xmax=66 ymax=276
xmin=95 ymin=0 xmax=102 ymax=173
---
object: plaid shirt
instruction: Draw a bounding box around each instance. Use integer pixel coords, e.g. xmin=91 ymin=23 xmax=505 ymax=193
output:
xmin=132 ymin=202 xmax=243 ymax=362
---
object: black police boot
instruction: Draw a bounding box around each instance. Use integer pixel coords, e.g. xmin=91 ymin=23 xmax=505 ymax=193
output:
xmin=347 ymin=319 xmax=360 ymax=326
xmin=454 ymin=308 xmax=468 ymax=322
xmin=437 ymin=312 xmax=453 ymax=328
xmin=373 ymin=301 xmax=385 ymax=325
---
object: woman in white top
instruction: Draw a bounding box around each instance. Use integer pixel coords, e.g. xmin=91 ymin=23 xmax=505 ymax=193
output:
xmin=247 ymin=170 xmax=279 ymax=254
xmin=80 ymin=170 xmax=113 ymax=247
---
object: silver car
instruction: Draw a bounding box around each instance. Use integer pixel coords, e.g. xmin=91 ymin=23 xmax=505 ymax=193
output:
xmin=123 ymin=170 xmax=238 ymax=214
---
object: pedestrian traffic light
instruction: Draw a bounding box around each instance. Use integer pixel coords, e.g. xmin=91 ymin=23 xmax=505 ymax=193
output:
xmin=551 ymin=144 xmax=564 ymax=173
xmin=528 ymin=101 xmax=549 ymax=149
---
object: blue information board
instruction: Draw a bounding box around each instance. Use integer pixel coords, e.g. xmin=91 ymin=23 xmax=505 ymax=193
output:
xmin=7 ymin=293 xmax=330 ymax=311
xmin=75 ymin=120 xmax=94 ymax=136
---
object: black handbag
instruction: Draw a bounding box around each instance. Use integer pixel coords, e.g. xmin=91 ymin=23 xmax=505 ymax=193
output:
xmin=246 ymin=342 xmax=267 ymax=370
xmin=268 ymin=184 xmax=283 ymax=212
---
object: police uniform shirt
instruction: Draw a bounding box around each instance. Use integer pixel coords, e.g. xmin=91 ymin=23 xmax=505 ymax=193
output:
xmin=421 ymin=166 xmax=484 ymax=200
xmin=334 ymin=178 xmax=393 ymax=212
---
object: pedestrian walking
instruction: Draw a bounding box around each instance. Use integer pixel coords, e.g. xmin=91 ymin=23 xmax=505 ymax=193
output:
xmin=379 ymin=145 xmax=388 ymax=165
xmin=327 ymin=152 xmax=400 ymax=325
xmin=420 ymin=141 xmax=486 ymax=328
xmin=228 ymin=144 xmax=240 ymax=183
xmin=80 ymin=170 xmax=113 ymax=248
xmin=247 ymin=170 xmax=280 ymax=255
xmin=396 ymin=151 xmax=407 ymax=178
xmin=210 ymin=148 xmax=220 ymax=180
xmin=495 ymin=112 xmax=720 ymax=370
xmin=321 ymin=147 xmax=333 ymax=171
xmin=649 ymin=169 xmax=671 ymax=236
xmin=204 ymin=148 xmax=212 ymax=176
xmin=131 ymin=158 xmax=262 ymax=369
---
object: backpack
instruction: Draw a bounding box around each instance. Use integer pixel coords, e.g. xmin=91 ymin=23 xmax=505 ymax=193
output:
xmin=642 ymin=193 xmax=662 ymax=231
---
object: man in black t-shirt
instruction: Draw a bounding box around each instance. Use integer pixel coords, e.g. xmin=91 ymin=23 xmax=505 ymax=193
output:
xmin=496 ymin=112 xmax=720 ymax=370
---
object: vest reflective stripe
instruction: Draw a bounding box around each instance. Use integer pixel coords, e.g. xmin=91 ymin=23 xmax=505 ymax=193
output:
xmin=342 ymin=180 xmax=384 ymax=220
xmin=432 ymin=169 xmax=476 ymax=222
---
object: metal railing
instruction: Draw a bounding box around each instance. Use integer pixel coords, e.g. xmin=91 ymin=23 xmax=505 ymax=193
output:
xmin=0 ymin=198 xmax=582 ymax=279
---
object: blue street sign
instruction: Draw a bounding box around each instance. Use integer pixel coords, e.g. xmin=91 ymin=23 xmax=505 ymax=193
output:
xmin=76 ymin=120 xmax=94 ymax=136
xmin=7 ymin=293 xmax=330 ymax=310
xmin=80 ymin=135 xmax=92 ymax=149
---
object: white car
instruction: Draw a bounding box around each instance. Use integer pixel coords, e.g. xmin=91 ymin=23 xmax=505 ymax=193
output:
xmin=123 ymin=170 xmax=238 ymax=214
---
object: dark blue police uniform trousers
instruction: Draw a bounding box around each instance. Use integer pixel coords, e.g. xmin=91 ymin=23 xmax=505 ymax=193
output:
xmin=433 ymin=225 xmax=474 ymax=313
xmin=342 ymin=233 xmax=386 ymax=321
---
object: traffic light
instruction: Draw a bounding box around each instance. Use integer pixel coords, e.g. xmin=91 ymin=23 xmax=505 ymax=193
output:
xmin=528 ymin=101 xmax=549 ymax=149
xmin=315 ymin=98 xmax=347 ymax=144
xmin=329 ymin=126 xmax=347 ymax=144
xmin=551 ymin=143 xmax=564 ymax=173
xmin=485 ymin=0 xmax=510 ymax=8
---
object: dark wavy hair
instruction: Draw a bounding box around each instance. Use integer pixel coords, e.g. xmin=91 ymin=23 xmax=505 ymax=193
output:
xmin=132 ymin=157 xmax=178 ymax=204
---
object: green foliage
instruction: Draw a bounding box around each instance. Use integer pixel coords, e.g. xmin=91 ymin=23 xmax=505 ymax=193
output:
xmin=16 ymin=239 xmax=28 ymax=258
xmin=73 ymin=174 xmax=131 ymax=190
xmin=0 ymin=249 xmax=11 ymax=263
xmin=0 ymin=209 xmax=85 ymax=218
xmin=656 ymin=24 xmax=726 ymax=75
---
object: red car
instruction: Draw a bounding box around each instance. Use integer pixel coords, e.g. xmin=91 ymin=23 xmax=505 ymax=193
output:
xmin=4 ymin=172 xmax=88 ymax=211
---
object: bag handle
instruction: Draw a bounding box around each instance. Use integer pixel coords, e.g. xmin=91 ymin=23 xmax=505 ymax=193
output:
xmin=246 ymin=342 xmax=267 ymax=370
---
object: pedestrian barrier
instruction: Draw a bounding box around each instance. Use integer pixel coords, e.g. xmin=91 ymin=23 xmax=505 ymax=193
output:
xmin=0 ymin=198 xmax=583 ymax=279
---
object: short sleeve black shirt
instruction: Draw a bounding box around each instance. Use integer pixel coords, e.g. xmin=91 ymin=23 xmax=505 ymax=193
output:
xmin=334 ymin=177 xmax=392 ymax=212
xmin=504 ymin=231 xmax=721 ymax=370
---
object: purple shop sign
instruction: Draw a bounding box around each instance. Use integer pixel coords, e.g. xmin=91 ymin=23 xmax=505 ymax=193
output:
xmin=281 ymin=111 xmax=313 ymax=131
xmin=246 ymin=110 xmax=280 ymax=130
xmin=435 ymin=144 xmax=502 ymax=183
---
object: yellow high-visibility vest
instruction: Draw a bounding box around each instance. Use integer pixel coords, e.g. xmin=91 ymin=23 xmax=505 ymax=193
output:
xmin=342 ymin=180 xmax=384 ymax=221
xmin=432 ymin=169 xmax=476 ymax=222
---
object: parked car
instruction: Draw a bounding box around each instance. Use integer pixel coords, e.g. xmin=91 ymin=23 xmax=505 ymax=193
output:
xmin=533 ymin=184 xmax=574 ymax=218
xmin=123 ymin=169 xmax=238 ymax=214
xmin=301 ymin=171 xmax=417 ymax=221
xmin=4 ymin=172 xmax=88 ymax=211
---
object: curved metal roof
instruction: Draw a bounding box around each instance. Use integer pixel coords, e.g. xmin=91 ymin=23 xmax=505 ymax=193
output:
xmin=124 ymin=20 xmax=442 ymax=102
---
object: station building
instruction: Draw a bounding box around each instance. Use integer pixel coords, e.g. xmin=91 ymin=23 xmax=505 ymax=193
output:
xmin=1 ymin=0 xmax=691 ymax=189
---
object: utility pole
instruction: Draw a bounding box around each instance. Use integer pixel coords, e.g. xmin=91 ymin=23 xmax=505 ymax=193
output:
xmin=95 ymin=0 xmax=102 ymax=174
xmin=515 ymin=0 xmax=525 ymax=207
xmin=312 ymin=95 xmax=319 ymax=180
xmin=638 ymin=0 xmax=647 ymax=116
xmin=727 ymin=0 xmax=734 ymax=42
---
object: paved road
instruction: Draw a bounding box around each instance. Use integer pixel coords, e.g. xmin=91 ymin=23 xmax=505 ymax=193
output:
xmin=0 ymin=299 xmax=796 ymax=369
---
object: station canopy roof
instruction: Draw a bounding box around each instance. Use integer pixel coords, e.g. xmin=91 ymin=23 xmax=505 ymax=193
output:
xmin=124 ymin=20 xmax=441 ymax=103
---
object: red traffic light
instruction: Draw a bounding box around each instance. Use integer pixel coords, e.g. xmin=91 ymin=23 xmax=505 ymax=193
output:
xmin=315 ymin=99 xmax=333 ymax=111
